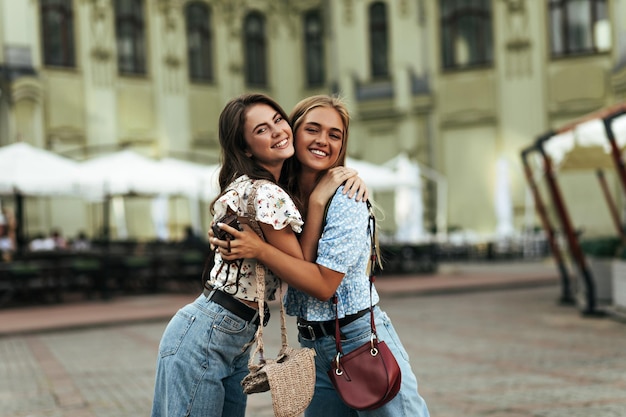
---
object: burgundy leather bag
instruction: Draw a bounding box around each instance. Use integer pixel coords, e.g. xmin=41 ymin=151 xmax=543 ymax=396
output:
xmin=327 ymin=204 xmax=402 ymax=410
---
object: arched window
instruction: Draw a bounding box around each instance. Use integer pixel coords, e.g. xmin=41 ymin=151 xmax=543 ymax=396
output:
xmin=244 ymin=12 xmax=267 ymax=87
xmin=549 ymin=0 xmax=609 ymax=57
xmin=304 ymin=9 xmax=325 ymax=87
xmin=114 ymin=0 xmax=146 ymax=75
xmin=185 ymin=2 xmax=214 ymax=82
xmin=40 ymin=0 xmax=76 ymax=67
xmin=369 ymin=2 xmax=389 ymax=79
xmin=440 ymin=0 xmax=493 ymax=69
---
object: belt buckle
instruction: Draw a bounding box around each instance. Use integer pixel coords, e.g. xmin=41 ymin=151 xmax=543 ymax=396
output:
xmin=297 ymin=322 xmax=316 ymax=340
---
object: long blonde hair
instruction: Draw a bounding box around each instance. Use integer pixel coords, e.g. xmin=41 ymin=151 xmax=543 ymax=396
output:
xmin=281 ymin=94 xmax=350 ymax=209
xmin=284 ymin=94 xmax=383 ymax=271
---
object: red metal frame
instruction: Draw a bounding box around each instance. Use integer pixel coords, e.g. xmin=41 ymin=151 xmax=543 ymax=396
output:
xmin=520 ymin=148 xmax=574 ymax=304
xmin=596 ymin=169 xmax=626 ymax=242
xmin=521 ymin=103 xmax=626 ymax=315
xmin=535 ymin=140 xmax=597 ymax=314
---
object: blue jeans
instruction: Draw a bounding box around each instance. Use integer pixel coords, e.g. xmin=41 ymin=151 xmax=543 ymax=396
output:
xmin=151 ymin=294 xmax=257 ymax=417
xmin=299 ymin=306 xmax=430 ymax=417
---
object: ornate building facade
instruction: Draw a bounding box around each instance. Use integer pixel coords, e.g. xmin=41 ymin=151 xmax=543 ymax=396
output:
xmin=1 ymin=0 xmax=626 ymax=241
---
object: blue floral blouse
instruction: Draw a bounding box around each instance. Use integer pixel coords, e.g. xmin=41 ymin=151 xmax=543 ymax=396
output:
xmin=285 ymin=187 xmax=380 ymax=320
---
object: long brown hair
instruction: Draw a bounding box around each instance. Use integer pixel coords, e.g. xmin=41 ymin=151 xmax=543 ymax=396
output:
xmin=210 ymin=93 xmax=293 ymax=214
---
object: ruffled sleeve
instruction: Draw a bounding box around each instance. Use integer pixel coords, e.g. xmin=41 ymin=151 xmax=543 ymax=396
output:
xmin=212 ymin=175 xmax=248 ymax=219
xmin=213 ymin=190 xmax=242 ymax=219
xmin=253 ymin=182 xmax=303 ymax=233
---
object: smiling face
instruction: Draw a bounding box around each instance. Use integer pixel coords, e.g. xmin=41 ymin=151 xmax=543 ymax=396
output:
xmin=293 ymin=106 xmax=345 ymax=175
xmin=243 ymin=103 xmax=294 ymax=179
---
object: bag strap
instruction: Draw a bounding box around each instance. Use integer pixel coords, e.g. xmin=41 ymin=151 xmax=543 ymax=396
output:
xmin=333 ymin=200 xmax=378 ymax=356
xmin=246 ymin=180 xmax=290 ymax=366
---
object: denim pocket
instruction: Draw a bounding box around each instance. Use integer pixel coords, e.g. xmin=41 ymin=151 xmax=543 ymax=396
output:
xmin=339 ymin=317 xmax=373 ymax=348
xmin=377 ymin=310 xmax=411 ymax=363
xmin=159 ymin=309 xmax=196 ymax=357
xmin=213 ymin=314 xmax=250 ymax=334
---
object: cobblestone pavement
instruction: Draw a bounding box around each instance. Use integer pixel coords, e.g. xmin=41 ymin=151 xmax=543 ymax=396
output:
xmin=1 ymin=285 xmax=626 ymax=417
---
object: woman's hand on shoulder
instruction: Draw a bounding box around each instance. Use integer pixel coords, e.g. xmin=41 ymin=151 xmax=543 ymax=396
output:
xmin=342 ymin=171 xmax=369 ymax=202
xmin=312 ymin=167 xmax=369 ymax=206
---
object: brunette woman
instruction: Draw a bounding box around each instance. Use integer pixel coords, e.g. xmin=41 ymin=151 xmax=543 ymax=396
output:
xmin=213 ymin=95 xmax=430 ymax=417
xmin=151 ymin=93 xmax=364 ymax=417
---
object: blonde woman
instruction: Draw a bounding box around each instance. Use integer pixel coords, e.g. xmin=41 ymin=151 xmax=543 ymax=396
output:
xmin=213 ymin=95 xmax=430 ymax=417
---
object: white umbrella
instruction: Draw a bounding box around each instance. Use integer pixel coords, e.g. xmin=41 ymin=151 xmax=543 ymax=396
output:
xmin=385 ymin=153 xmax=448 ymax=239
xmin=79 ymin=150 xmax=201 ymax=200
xmin=391 ymin=153 xmax=425 ymax=242
xmin=0 ymin=142 xmax=82 ymax=196
xmin=158 ymin=158 xmax=221 ymax=235
xmin=151 ymin=194 xmax=169 ymax=241
xmin=0 ymin=142 xmax=84 ymax=253
xmin=495 ymin=157 xmax=514 ymax=238
xmin=159 ymin=157 xmax=220 ymax=201
xmin=346 ymin=157 xmax=414 ymax=191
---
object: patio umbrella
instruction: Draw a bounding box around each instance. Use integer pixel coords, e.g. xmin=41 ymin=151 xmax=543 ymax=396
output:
xmin=79 ymin=150 xmax=217 ymax=239
xmin=346 ymin=157 xmax=414 ymax=191
xmin=0 ymin=142 xmax=83 ymax=254
xmin=158 ymin=158 xmax=221 ymax=235
xmin=158 ymin=157 xmax=220 ymax=201
xmin=78 ymin=149 xmax=201 ymax=200
xmin=0 ymin=142 xmax=82 ymax=196
xmin=392 ymin=153 xmax=424 ymax=242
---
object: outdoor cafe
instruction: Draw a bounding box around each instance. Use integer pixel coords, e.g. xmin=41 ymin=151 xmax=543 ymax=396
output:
xmin=1 ymin=144 xmax=434 ymax=307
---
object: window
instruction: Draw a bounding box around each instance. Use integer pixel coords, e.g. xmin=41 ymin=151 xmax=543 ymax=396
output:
xmin=244 ymin=12 xmax=267 ymax=87
xmin=40 ymin=0 xmax=75 ymax=67
xmin=369 ymin=2 xmax=389 ymax=79
xmin=185 ymin=2 xmax=214 ymax=82
xmin=549 ymin=0 xmax=609 ymax=57
xmin=304 ymin=9 xmax=325 ymax=86
xmin=114 ymin=0 xmax=146 ymax=75
xmin=439 ymin=0 xmax=493 ymax=69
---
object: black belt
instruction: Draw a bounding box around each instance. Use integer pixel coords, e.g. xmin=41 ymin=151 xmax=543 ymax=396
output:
xmin=203 ymin=287 xmax=270 ymax=326
xmin=297 ymin=308 xmax=371 ymax=340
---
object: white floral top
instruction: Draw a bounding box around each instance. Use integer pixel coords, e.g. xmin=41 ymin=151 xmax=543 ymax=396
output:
xmin=208 ymin=175 xmax=303 ymax=302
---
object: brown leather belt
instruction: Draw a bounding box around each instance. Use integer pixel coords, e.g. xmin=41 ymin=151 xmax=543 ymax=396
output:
xmin=203 ymin=287 xmax=270 ymax=326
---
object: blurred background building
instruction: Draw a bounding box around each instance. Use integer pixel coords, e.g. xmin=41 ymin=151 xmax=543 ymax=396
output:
xmin=0 ymin=0 xmax=625 ymax=244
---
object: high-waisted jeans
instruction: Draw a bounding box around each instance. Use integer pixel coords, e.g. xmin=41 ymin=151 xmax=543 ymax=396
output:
xmin=151 ymin=293 xmax=257 ymax=417
xmin=299 ymin=306 xmax=430 ymax=417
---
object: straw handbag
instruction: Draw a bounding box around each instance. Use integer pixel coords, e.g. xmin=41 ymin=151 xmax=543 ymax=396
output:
xmin=240 ymin=180 xmax=316 ymax=417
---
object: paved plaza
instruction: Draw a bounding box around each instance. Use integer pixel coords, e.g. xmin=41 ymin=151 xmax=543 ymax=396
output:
xmin=1 ymin=262 xmax=625 ymax=416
